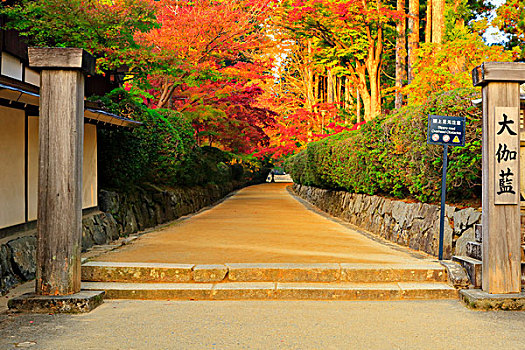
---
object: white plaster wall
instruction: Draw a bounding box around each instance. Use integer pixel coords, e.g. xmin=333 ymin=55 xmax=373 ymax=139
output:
xmin=0 ymin=107 xmax=25 ymax=229
xmin=28 ymin=120 xmax=98 ymax=221
xmin=24 ymin=67 xmax=40 ymax=86
xmin=83 ymin=124 xmax=98 ymax=208
xmin=1 ymin=52 xmax=23 ymax=81
xmin=27 ymin=116 xmax=39 ymax=221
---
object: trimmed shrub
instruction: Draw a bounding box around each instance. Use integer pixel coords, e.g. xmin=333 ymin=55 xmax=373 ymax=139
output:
xmin=285 ymin=88 xmax=482 ymax=203
xmin=95 ymin=88 xmax=268 ymax=189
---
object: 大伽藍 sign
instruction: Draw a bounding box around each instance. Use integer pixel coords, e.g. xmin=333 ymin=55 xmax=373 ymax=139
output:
xmin=427 ymin=115 xmax=466 ymax=147
xmin=494 ymin=107 xmax=519 ymax=205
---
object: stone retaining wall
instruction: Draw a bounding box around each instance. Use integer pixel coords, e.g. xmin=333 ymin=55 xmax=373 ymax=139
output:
xmin=292 ymin=184 xmax=481 ymax=259
xmin=0 ymin=182 xmax=243 ymax=294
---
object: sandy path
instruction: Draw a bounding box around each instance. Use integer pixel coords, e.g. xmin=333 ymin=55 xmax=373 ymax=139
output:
xmin=94 ymin=183 xmax=437 ymax=264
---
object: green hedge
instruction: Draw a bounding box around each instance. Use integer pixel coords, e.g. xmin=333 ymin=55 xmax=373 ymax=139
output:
xmin=96 ymin=89 xmax=269 ymax=189
xmin=285 ymin=88 xmax=482 ymax=203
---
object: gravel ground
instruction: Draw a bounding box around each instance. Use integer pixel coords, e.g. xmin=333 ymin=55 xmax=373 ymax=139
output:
xmin=1 ymin=299 xmax=524 ymax=350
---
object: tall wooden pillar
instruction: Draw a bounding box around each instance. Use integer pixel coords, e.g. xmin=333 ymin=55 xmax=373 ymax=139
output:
xmin=473 ymin=62 xmax=525 ymax=294
xmin=28 ymin=48 xmax=95 ymax=296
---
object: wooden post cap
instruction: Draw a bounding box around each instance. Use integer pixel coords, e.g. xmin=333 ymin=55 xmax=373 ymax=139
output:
xmin=28 ymin=47 xmax=95 ymax=75
xmin=472 ymin=62 xmax=525 ymax=86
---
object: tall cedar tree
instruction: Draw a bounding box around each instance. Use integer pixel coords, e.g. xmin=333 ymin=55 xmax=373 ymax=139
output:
xmin=278 ymin=0 xmax=404 ymax=121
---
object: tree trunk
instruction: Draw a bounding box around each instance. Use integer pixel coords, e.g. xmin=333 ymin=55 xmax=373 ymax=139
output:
xmin=356 ymin=89 xmax=361 ymax=123
xmin=432 ymin=0 xmax=444 ymax=43
xmin=327 ymin=69 xmax=334 ymax=103
xmin=367 ymin=26 xmax=383 ymax=120
xmin=336 ymin=76 xmax=341 ymax=104
xmin=425 ymin=0 xmax=432 ymax=43
xmin=305 ymin=40 xmax=315 ymax=111
xmin=344 ymin=77 xmax=351 ymax=112
xmin=408 ymin=0 xmax=419 ymax=83
xmin=395 ymin=0 xmax=407 ymax=109
xmin=313 ymin=74 xmax=318 ymax=105
xmin=324 ymin=75 xmax=328 ymax=103
xmin=319 ymin=75 xmax=324 ymax=103
xmin=368 ymin=63 xmax=382 ymax=119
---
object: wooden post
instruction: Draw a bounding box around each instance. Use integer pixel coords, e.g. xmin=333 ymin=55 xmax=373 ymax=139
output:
xmin=473 ymin=62 xmax=525 ymax=294
xmin=28 ymin=48 xmax=95 ymax=296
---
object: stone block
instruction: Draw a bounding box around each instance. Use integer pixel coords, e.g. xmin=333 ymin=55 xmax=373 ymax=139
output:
xmin=455 ymin=226 xmax=475 ymax=257
xmin=82 ymin=262 xmax=194 ymax=283
xmin=98 ymin=189 xmax=119 ymax=214
xmin=92 ymin=224 xmax=108 ymax=246
xmin=274 ymin=282 xmax=402 ymax=300
xmin=439 ymin=260 xmax=470 ymax=289
xmin=211 ymin=282 xmax=276 ymax=300
xmin=193 ymin=265 xmax=228 ymax=282
xmin=7 ymin=236 xmax=36 ymax=281
xmin=8 ymin=291 xmax=104 ymax=313
xmin=83 ymin=282 xmax=214 ymax=300
xmin=339 ymin=264 xmax=444 ymax=283
xmin=453 ymin=256 xmax=482 ymax=288
xmin=445 ymin=205 xmax=456 ymax=219
xmin=226 ymin=263 xmax=341 ymax=282
xmin=460 ymin=289 xmax=525 ymax=310
xmin=474 ymin=224 xmax=482 ymax=243
xmin=466 ymin=241 xmax=482 ymax=260
xmin=398 ymin=282 xmax=457 ymax=299
xmin=392 ymin=265 xmax=447 ymax=282
xmin=0 ymin=244 xmax=19 ymax=294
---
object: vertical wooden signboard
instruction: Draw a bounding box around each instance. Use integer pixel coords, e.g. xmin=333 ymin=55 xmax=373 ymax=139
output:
xmin=472 ymin=62 xmax=525 ymax=294
xmin=494 ymin=107 xmax=519 ymax=205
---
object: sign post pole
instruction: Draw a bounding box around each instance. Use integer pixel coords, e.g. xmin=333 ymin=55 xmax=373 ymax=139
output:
xmin=427 ymin=114 xmax=466 ymax=260
xmin=438 ymin=144 xmax=448 ymax=260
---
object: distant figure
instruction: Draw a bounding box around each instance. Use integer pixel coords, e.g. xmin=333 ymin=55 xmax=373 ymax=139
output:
xmin=270 ymin=169 xmax=275 ymax=183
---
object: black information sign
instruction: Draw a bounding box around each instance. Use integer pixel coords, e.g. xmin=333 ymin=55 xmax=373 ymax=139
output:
xmin=427 ymin=115 xmax=466 ymax=147
xmin=426 ymin=114 xmax=466 ymax=260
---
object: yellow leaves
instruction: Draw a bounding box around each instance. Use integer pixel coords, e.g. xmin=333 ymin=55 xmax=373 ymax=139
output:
xmin=214 ymin=85 xmax=234 ymax=96
xmin=403 ymin=33 xmax=513 ymax=105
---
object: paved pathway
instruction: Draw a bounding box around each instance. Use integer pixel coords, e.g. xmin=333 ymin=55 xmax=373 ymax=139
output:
xmin=3 ymin=184 xmax=521 ymax=349
xmin=1 ymin=300 xmax=524 ymax=349
xmin=94 ymin=183 xmax=437 ymax=265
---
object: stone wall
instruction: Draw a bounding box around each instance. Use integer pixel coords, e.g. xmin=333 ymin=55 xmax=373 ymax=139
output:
xmin=0 ymin=182 xmax=243 ymax=294
xmin=292 ymin=184 xmax=481 ymax=259
xmin=98 ymin=182 xmax=241 ymax=237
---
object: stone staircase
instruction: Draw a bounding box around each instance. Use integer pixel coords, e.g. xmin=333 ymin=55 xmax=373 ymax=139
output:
xmin=453 ymin=222 xmax=525 ymax=288
xmin=81 ymin=262 xmax=457 ymax=300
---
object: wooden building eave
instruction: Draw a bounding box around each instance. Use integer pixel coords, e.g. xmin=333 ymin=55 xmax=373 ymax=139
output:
xmin=0 ymin=76 xmax=141 ymax=128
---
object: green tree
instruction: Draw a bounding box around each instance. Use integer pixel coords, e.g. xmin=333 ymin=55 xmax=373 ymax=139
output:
xmin=1 ymin=0 xmax=157 ymax=73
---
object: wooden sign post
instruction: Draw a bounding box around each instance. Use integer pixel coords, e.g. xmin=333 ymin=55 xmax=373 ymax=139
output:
xmin=28 ymin=48 xmax=95 ymax=295
xmin=472 ymin=62 xmax=525 ymax=294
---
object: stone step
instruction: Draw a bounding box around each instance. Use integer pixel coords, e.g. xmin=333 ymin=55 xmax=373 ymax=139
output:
xmin=452 ymin=256 xmax=482 ymax=288
xmin=81 ymin=262 xmax=448 ymax=284
xmin=466 ymin=241 xmax=482 ymax=260
xmin=82 ymin=281 xmax=457 ymax=301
